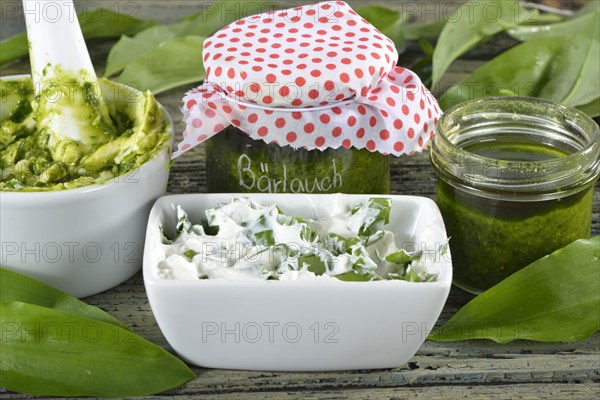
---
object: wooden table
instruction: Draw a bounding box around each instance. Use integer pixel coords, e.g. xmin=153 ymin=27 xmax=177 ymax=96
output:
xmin=1 ymin=1 xmax=598 ymax=398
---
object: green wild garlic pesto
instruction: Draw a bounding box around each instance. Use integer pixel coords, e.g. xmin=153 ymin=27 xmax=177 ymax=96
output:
xmin=430 ymin=97 xmax=600 ymax=294
xmin=157 ymin=197 xmax=446 ymax=282
xmin=436 ymin=156 xmax=594 ymax=291
xmin=205 ymin=127 xmax=390 ymax=194
xmin=0 ymin=73 xmax=171 ymax=191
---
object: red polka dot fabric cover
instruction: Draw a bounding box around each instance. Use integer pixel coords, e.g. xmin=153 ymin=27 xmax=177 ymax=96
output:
xmin=174 ymin=1 xmax=442 ymax=158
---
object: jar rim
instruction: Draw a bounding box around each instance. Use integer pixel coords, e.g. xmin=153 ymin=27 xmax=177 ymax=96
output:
xmin=431 ymin=96 xmax=600 ymax=200
xmin=438 ymin=96 xmax=599 ymax=166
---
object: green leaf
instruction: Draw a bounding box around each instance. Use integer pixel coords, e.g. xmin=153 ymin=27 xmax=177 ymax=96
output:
xmin=357 ymin=6 xmax=402 ymax=30
xmin=403 ymin=19 xmax=447 ymax=41
xmin=324 ymin=234 xmax=360 ymax=255
xmin=418 ymin=37 xmax=435 ymax=56
xmin=357 ymin=6 xmax=406 ymax=53
xmin=439 ymin=14 xmax=599 ymax=111
xmin=298 ymin=253 xmax=327 ymax=276
xmin=106 ymin=0 xmax=276 ymax=78
xmin=401 ymin=269 xmax=437 ymax=283
xmin=77 ymin=8 xmax=156 ymax=39
xmin=439 ymin=37 xmax=563 ymax=110
xmin=386 ymin=249 xmax=423 ymax=265
xmin=364 ymin=230 xmax=385 ymax=247
xmin=183 ymin=249 xmax=198 ymax=259
xmin=175 ymin=205 xmax=193 ymax=238
xmin=407 ymin=39 xmax=435 ymax=87
xmin=114 ymin=36 xmax=205 ymax=94
xmin=507 ymin=2 xmax=597 ymax=41
xmin=351 ymin=198 xmax=391 ymax=237
xmin=577 ymin=97 xmax=600 ymax=118
xmin=0 ymin=302 xmax=195 ymax=397
xmin=105 ymin=26 xmax=178 ymax=77
xmin=538 ymin=12 xmax=599 ymax=107
xmin=335 ymin=271 xmax=376 ymax=282
xmin=429 ymin=237 xmax=600 ymax=343
xmin=432 ymin=0 xmax=536 ymax=84
xmin=254 ymin=229 xmax=275 ymax=246
xmin=0 ymin=268 xmax=123 ymax=328
xmin=0 ymin=35 xmax=28 ymax=66
xmin=0 ymin=8 xmax=155 ymax=67
xmin=172 ymin=0 xmax=254 ymax=37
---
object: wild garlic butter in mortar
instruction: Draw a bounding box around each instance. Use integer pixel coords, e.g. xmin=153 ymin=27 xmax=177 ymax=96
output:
xmin=0 ymin=73 xmax=171 ymax=191
xmin=157 ymin=197 xmax=447 ymax=282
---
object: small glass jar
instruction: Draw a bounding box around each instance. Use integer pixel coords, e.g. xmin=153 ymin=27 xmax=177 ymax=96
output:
xmin=430 ymin=97 xmax=600 ymax=294
xmin=206 ymin=127 xmax=390 ymax=194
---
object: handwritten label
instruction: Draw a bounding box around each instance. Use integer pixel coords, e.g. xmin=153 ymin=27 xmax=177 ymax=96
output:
xmin=237 ymin=154 xmax=343 ymax=193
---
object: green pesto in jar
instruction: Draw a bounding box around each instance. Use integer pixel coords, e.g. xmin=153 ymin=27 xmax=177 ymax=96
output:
xmin=205 ymin=127 xmax=390 ymax=194
xmin=437 ymin=141 xmax=594 ymax=292
xmin=0 ymin=76 xmax=171 ymax=191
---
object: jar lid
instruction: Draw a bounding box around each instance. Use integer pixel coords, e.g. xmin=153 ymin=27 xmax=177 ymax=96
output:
xmin=175 ymin=1 xmax=442 ymax=158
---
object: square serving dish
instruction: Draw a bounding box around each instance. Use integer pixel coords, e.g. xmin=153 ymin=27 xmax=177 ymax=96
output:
xmin=143 ymin=194 xmax=452 ymax=371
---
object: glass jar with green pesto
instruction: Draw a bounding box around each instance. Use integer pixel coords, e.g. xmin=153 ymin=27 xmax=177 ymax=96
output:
xmin=205 ymin=127 xmax=390 ymax=194
xmin=430 ymin=97 xmax=600 ymax=294
xmin=175 ymin=2 xmax=444 ymax=194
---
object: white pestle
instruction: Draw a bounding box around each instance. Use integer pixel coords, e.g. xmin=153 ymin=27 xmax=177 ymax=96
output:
xmin=23 ymin=0 xmax=115 ymax=162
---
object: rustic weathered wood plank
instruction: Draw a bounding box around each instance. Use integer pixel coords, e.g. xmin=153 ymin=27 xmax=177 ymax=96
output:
xmin=142 ymin=383 xmax=600 ymax=400
xmin=1 ymin=1 xmax=598 ymax=398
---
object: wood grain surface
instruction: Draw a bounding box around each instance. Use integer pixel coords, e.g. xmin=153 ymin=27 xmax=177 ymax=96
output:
xmin=1 ymin=1 xmax=598 ymax=399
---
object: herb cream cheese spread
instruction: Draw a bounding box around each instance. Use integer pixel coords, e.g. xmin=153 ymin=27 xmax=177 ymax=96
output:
xmin=157 ymin=196 xmax=446 ymax=282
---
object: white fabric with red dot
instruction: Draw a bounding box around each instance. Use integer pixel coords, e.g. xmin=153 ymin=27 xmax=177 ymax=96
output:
xmin=174 ymin=1 xmax=442 ymax=158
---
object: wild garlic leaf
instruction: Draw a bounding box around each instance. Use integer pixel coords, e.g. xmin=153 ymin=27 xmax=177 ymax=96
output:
xmin=351 ymin=246 xmax=378 ymax=272
xmin=300 ymin=224 xmax=318 ymax=243
xmin=254 ymin=229 xmax=276 ymax=246
xmin=440 ymin=14 xmax=599 ymax=113
xmin=182 ymin=249 xmax=198 ymax=259
xmin=577 ymin=97 xmax=600 ymax=118
xmin=364 ymin=230 xmax=386 ymax=247
xmin=403 ymin=270 xmax=437 ymax=283
xmin=429 ymin=237 xmax=600 ymax=343
xmin=115 ymin=36 xmax=206 ymax=94
xmin=351 ymin=198 xmax=391 ymax=237
xmin=432 ymin=0 xmax=537 ymax=84
xmin=0 ymin=268 xmax=123 ymax=328
xmin=160 ymin=205 xmax=194 ymax=244
xmin=324 ymin=233 xmax=360 ymax=255
xmin=106 ymin=0 xmax=279 ymax=79
xmin=0 ymin=35 xmax=28 ymax=67
xmin=172 ymin=0 xmax=258 ymax=37
xmin=298 ymin=253 xmax=327 ymax=276
xmin=335 ymin=271 xmax=378 ymax=282
xmin=76 ymin=8 xmax=156 ymax=39
xmin=175 ymin=205 xmax=193 ymax=237
xmin=0 ymin=9 xmax=155 ymax=66
xmin=507 ymin=2 xmax=598 ymax=41
xmin=439 ymin=37 xmax=563 ymax=110
xmin=159 ymin=226 xmax=174 ymax=245
xmin=357 ymin=6 xmax=406 ymax=53
xmin=386 ymin=249 xmax=423 ymax=265
xmin=0 ymin=302 xmax=195 ymax=397
xmin=403 ymin=19 xmax=447 ymax=41
xmin=105 ymin=25 xmax=178 ymax=77
xmin=538 ymin=12 xmax=599 ymax=107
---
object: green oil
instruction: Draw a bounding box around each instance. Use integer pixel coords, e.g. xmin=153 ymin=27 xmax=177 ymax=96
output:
xmin=465 ymin=141 xmax=569 ymax=161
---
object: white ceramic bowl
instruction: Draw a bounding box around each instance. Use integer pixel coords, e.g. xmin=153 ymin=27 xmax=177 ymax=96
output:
xmin=144 ymin=194 xmax=452 ymax=371
xmin=0 ymin=75 xmax=173 ymax=298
